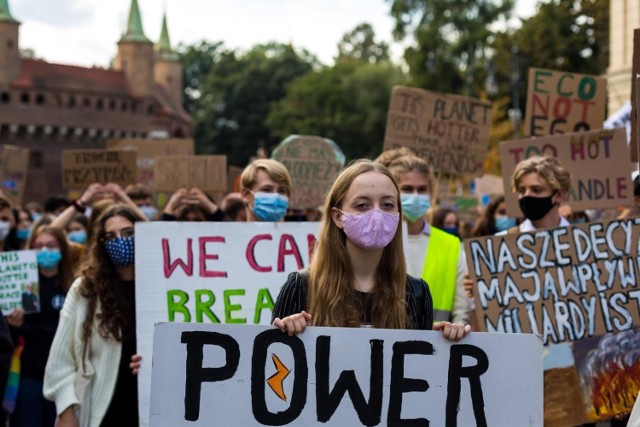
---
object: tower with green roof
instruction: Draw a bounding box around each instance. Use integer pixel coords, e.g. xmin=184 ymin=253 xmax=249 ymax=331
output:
xmin=114 ymin=0 xmax=154 ymax=96
xmin=154 ymin=12 xmax=182 ymax=109
xmin=0 ymin=0 xmax=21 ymax=84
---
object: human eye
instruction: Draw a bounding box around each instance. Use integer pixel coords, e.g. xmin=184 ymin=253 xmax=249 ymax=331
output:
xmin=122 ymin=228 xmax=135 ymax=238
xmin=382 ymin=201 xmax=397 ymax=210
xmin=400 ymin=186 xmax=414 ymax=193
xmin=103 ymin=232 xmax=116 ymax=242
xmin=418 ymin=186 xmax=429 ymax=194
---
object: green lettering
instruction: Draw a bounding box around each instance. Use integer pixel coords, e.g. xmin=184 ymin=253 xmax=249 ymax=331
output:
xmin=224 ymin=289 xmax=246 ymax=324
xmin=167 ymin=289 xmax=190 ymax=322
xmin=194 ymin=289 xmax=220 ymax=323
xmin=254 ymin=288 xmax=275 ymax=324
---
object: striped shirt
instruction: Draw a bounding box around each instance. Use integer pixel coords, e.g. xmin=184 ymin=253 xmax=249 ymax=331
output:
xmin=272 ymin=271 xmax=433 ymax=330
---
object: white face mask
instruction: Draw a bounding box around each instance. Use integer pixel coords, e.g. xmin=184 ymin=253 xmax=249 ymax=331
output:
xmin=0 ymin=221 xmax=10 ymax=241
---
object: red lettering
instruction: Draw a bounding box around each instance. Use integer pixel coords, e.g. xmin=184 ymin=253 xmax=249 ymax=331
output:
xmin=246 ymin=234 xmax=273 ymax=272
xmin=532 ymin=94 xmax=549 ymax=116
xmin=552 ymin=98 xmax=571 ymax=119
xmin=162 ymin=238 xmax=193 ymax=278
xmin=307 ymin=234 xmax=317 ymax=263
xmin=277 ymin=234 xmax=303 ymax=272
xmin=508 ymin=147 xmax=525 ymax=164
xmin=617 ymin=177 xmax=627 ymax=199
xmin=199 ymin=237 xmax=227 ymax=278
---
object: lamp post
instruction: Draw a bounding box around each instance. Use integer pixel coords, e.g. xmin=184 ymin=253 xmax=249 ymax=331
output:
xmin=508 ymin=44 xmax=522 ymax=139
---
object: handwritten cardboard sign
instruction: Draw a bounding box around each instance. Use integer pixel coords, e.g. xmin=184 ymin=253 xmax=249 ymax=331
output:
xmin=150 ymin=323 xmax=543 ymax=426
xmin=631 ymin=30 xmax=640 ymax=163
xmin=153 ymin=155 xmax=227 ymax=193
xmin=62 ymin=149 xmax=137 ymax=189
xmin=0 ymin=145 xmax=30 ymax=206
xmin=466 ymin=218 xmax=640 ymax=424
xmin=135 ymin=221 xmax=319 ymax=427
xmin=272 ymin=135 xmax=345 ymax=209
xmin=524 ymin=67 xmax=606 ymax=137
xmin=0 ymin=250 xmax=39 ymax=314
xmin=383 ymin=86 xmax=491 ymax=177
xmin=106 ymin=138 xmax=194 ymax=188
xmin=499 ymin=128 xmax=634 ymax=216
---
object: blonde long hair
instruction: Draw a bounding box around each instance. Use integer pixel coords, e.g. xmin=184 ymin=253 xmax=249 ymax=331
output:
xmin=308 ymin=159 xmax=408 ymax=329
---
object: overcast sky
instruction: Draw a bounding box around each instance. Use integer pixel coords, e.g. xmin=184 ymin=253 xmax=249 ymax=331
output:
xmin=11 ymin=0 xmax=538 ymax=68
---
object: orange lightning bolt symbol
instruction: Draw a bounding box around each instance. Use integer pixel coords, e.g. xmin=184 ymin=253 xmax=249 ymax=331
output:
xmin=267 ymin=353 xmax=290 ymax=401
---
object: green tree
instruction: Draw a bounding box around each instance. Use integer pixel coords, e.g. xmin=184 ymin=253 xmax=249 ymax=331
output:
xmin=388 ymin=0 xmax=514 ymax=95
xmin=180 ymin=41 xmax=224 ymax=115
xmin=267 ymin=61 xmax=406 ymax=160
xmin=337 ymin=23 xmax=390 ymax=64
xmin=179 ymin=42 xmax=316 ymax=166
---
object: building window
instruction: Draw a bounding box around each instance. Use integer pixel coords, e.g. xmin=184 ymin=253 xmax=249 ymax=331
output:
xmin=96 ymin=99 xmax=104 ymax=110
xmin=83 ymin=97 xmax=91 ymax=107
xmin=121 ymin=101 xmax=128 ymax=111
xmin=35 ymin=94 xmax=45 ymax=105
xmin=7 ymin=39 xmax=13 ymax=49
xmin=68 ymin=96 xmax=76 ymax=107
xmin=0 ymin=92 xmax=10 ymax=104
xmin=147 ymin=105 xmax=155 ymax=115
xmin=109 ymin=99 xmax=116 ymax=110
xmin=20 ymin=93 xmax=30 ymax=104
xmin=131 ymin=102 xmax=138 ymax=113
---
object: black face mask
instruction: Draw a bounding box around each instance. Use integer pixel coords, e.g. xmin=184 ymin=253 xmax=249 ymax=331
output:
xmin=518 ymin=194 xmax=557 ymax=221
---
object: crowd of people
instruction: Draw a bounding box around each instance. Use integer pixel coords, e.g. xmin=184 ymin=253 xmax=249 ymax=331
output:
xmin=0 ymin=150 xmax=637 ymax=426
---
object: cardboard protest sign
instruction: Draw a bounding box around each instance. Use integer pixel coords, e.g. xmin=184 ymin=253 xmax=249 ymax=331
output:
xmin=0 ymin=251 xmax=39 ymax=314
xmin=272 ymin=135 xmax=345 ymax=209
xmin=631 ymin=30 xmax=640 ymax=163
xmin=150 ymin=323 xmax=543 ymax=426
xmin=62 ymin=149 xmax=137 ymax=189
xmin=383 ymin=86 xmax=491 ymax=176
xmin=524 ymin=67 xmax=606 ymax=137
xmin=0 ymin=145 xmax=30 ymax=206
xmin=153 ymin=155 xmax=227 ymax=193
xmin=466 ymin=218 xmax=640 ymax=424
xmin=135 ymin=221 xmax=319 ymax=427
xmin=106 ymin=138 xmax=195 ymax=188
xmin=499 ymin=128 xmax=634 ymax=216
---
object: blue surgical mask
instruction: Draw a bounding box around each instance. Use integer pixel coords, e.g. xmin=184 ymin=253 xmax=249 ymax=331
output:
xmin=495 ymin=216 xmax=517 ymax=232
xmin=16 ymin=228 xmax=29 ymax=241
xmin=36 ymin=248 xmax=62 ymax=270
xmin=104 ymin=236 xmax=135 ymax=267
xmin=68 ymin=230 xmax=87 ymax=244
xmin=251 ymin=192 xmax=288 ymax=222
xmin=400 ymin=193 xmax=431 ymax=222
xmin=31 ymin=213 xmax=41 ymax=222
xmin=140 ymin=206 xmax=158 ymax=220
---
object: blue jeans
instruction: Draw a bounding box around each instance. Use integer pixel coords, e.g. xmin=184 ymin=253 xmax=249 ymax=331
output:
xmin=10 ymin=378 xmax=56 ymax=427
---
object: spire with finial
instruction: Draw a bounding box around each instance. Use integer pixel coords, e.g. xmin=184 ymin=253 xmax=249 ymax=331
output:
xmin=0 ymin=0 xmax=19 ymax=24
xmin=120 ymin=0 xmax=150 ymax=43
xmin=156 ymin=12 xmax=178 ymax=60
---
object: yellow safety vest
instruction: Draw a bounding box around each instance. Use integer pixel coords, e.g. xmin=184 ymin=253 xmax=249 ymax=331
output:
xmin=421 ymin=226 xmax=460 ymax=322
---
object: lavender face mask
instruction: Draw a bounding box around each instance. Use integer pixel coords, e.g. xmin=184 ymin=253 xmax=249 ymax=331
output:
xmin=340 ymin=209 xmax=400 ymax=249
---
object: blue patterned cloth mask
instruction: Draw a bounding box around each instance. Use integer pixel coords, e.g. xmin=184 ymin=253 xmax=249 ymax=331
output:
xmin=251 ymin=192 xmax=288 ymax=222
xmin=104 ymin=236 xmax=135 ymax=267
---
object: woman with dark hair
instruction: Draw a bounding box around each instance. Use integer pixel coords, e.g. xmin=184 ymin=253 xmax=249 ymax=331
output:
xmin=272 ymin=159 xmax=469 ymax=340
xmin=471 ymin=195 xmax=518 ymax=237
xmin=432 ymin=207 xmax=461 ymax=238
xmin=6 ymin=225 xmax=74 ymax=427
xmin=44 ymin=204 xmax=144 ymax=427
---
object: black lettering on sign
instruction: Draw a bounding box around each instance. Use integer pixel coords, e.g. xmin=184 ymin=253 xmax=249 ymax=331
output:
xmin=445 ymin=344 xmax=489 ymax=427
xmin=181 ymin=331 xmax=240 ymax=421
xmin=251 ymin=329 xmax=308 ymax=426
xmin=388 ymin=340 xmax=434 ymax=427
xmin=316 ymin=336 xmax=384 ymax=426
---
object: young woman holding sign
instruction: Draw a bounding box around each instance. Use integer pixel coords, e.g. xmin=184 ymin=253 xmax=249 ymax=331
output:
xmin=44 ymin=205 xmax=144 ymax=427
xmin=272 ymin=159 xmax=469 ymax=340
xmin=6 ymin=225 xmax=74 ymax=427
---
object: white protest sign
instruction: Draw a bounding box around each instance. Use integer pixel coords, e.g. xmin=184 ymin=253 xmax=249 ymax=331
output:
xmin=0 ymin=250 xmax=39 ymax=314
xmin=150 ymin=323 xmax=543 ymax=426
xmin=136 ymin=222 xmax=319 ymax=426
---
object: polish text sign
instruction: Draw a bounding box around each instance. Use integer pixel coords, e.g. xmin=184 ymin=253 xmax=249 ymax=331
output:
xmin=524 ymin=67 xmax=606 ymax=137
xmin=150 ymin=323 xmax=543 ymax=426
xmin=383 ymin=86 xmax=491 ymax=176
xmin=61 ymin=149 xmax=137 ymax=189
xmin=499 ymin=128 xmax=634 ymax=216
xmin=135 ymin=222 xmax=318 ymax=427
xmin=465 ymin=218 xmax=640 ymax=344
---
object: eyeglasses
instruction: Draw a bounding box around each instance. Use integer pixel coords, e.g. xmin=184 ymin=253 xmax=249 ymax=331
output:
xmin=102 ymin=227 xmax=135 ymax=242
